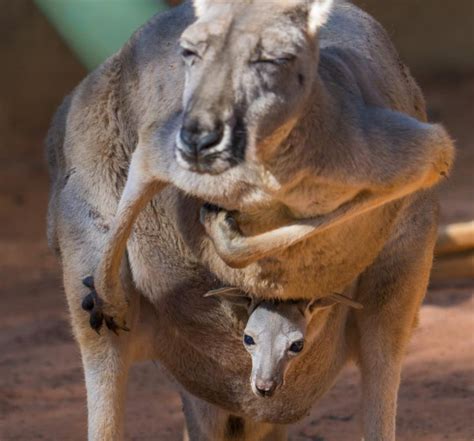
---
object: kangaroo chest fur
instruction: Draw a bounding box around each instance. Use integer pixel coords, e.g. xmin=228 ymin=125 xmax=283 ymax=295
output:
xmin=170 ymin=186 xmax=402 ymax=299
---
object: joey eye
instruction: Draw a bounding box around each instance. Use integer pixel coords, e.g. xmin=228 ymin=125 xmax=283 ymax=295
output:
xmin=289 ymin=340 xmax=304 ymax=354
xmin=244 ymin=335 xmax=255 ymax=346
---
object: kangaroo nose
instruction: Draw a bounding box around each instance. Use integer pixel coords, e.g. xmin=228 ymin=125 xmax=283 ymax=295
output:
xmin=255 ymin=380 xmax=277 ymax=398
xmin=179 ymin=120 xmax=224 ymax=155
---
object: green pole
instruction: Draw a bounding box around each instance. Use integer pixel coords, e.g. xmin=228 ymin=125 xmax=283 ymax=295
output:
xmin=34 ymin=0 xmax=169 ymax=71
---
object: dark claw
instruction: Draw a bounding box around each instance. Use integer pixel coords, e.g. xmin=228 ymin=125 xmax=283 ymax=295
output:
xmin=104 ymin=315 xmax=130 ymax=335
xmin=82 ymin=277 xmax=129 ymax=335
xmin=81 ymin=292 xmax=95 ymax=311
xmin=104 ymin=316 xmax=130 ymax=335
xmin=82 ymin=276 xmax=95 ymax=289
xmin=104 ymin=316 xmax=120 ymax=336
xmin=89 ymin=310 xmax=104 ymax=334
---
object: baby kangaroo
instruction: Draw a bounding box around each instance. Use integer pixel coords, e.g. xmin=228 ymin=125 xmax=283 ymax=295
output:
xmin=205 ymin=287 xmax=362 ymax=398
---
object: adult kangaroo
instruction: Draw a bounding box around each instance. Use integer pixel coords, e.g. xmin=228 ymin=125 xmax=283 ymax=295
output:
xmin=47 ymin=0 xmax=454 ymax=440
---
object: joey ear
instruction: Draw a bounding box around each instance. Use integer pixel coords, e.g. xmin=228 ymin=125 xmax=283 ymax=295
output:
xmin=328 ymin=292 xmax=363 ymax=310
xmin=307 ymin=0 xmax=334 ymax=35
xmin=204 ymin=287 xmax=255 ymax=312
xmin=304 ymin=291 xmax=364 ymax=318
xmin=304 ymin=296 xmax=338 ymax=317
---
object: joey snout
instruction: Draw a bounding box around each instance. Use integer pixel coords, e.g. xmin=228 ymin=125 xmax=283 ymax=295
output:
xmin=248 ymin=351 xmax=288 ymax=399
xmin=252 ymin=375 xmax=282 ymax=398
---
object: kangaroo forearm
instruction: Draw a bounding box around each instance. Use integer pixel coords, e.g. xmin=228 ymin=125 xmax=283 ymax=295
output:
xmin=80 ymin=143 xmax=170 ymax=332
xmin=222 ymin=175 xmax=435 ymax=268
xmin=95 ymin=139 xmax=170 ymax=299
xmin=97 ymin=180 xmax=166 ymax=296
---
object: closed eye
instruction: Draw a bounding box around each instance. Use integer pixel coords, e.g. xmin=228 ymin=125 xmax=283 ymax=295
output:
xmin=181 ymin=48 xmax=197 ymax=58
xmin=181 ymin=47 xmax=199 ymax=58
xmin=252 ymin=54 xmax=296 ymax=66
xmin=179 ymin=44 xmax=201 ymax=65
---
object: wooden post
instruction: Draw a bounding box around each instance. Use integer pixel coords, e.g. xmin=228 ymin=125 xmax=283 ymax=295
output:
xmin=432 ymin=222 xmax=474 ymax=281
xmin=435 ymin=221 xmax=474 ymax=256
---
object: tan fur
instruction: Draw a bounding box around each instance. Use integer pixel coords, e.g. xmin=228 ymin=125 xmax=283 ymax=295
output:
xmin=46 ymin=1 xmax=454 ymax=440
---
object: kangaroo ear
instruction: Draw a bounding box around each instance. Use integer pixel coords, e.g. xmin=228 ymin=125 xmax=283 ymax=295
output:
xmin=307 ymin=0 xmax=334 ymax=35
xmin=204 ymin=287 xmax=255 ymax=312
xmin=193 ymin=0 xmax=213 ymax=17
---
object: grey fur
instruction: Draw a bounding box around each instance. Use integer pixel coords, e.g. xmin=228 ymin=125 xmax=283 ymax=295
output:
xmin=46 ymin=1 xmax=454 ymax=440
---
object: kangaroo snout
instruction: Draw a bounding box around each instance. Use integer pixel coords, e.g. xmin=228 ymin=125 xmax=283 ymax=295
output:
xmin=175 ymin=114 xmax=235 ymax=174
xmin=175 ymin=111 xmax=247 ymax=175
xmin=179 ymin=119 xmax=225 ymax=156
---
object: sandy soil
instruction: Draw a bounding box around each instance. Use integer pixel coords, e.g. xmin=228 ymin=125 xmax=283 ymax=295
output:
xmin=0 ymin=75 xmax=473 ymax=440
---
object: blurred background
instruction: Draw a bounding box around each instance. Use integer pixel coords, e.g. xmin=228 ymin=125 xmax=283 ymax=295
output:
xmin=0 ymin=1 xmax=472 ymax=440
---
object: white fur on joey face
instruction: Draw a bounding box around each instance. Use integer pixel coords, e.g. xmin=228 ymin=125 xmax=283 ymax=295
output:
xmin=177 ymin=0 xmax=335 ymax=175
xmin=243 ymin=302 xmax=308 ymax=398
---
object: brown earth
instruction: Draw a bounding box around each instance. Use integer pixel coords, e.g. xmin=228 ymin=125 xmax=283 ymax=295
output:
xmin=0 ymin=9 xmax=473 ymax=437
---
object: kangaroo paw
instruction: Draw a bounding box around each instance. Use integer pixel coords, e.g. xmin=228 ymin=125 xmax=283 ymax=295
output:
xmin=199 ymin=203 xmax=225 ymax=229
xmin=200 ymin=204 xmax=241 ymax=240
xmin=81 ymin=277 xmax=130 ymax=335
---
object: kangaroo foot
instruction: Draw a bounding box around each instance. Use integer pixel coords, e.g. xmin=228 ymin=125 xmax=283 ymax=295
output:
xmin=81 ymin=277 xmax=130 ymax=335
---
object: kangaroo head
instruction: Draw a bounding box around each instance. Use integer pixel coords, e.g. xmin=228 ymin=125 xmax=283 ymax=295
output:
xmin=205 ymin=287 xmax=351 ymax=398
xmin=176 ymin=0 xmax=334 ymax=174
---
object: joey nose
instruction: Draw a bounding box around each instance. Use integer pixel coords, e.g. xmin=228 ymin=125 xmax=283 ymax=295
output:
xmin=255 ymin=380 xmax=277 ymax=398
xmin=179 ymin=120 xmax=224 ymax=155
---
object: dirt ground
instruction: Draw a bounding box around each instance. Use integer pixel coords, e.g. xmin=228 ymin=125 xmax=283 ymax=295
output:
xmin=0 ymin=70 xmax=473 ymax=440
